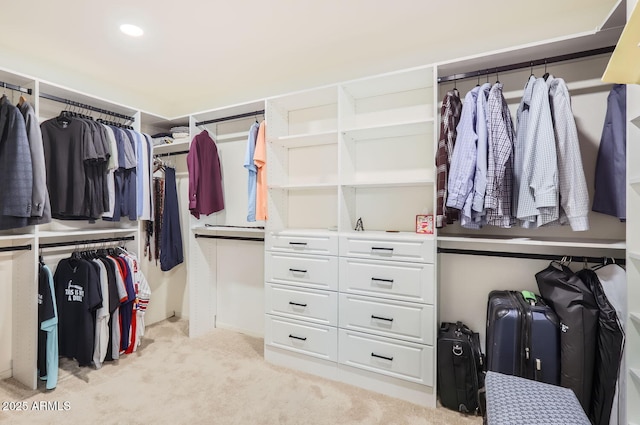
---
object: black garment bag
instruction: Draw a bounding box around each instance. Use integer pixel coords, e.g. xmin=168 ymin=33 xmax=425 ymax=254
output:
xmin=535 ymin=262 xmax=599 ymax=413
xmin=575 ymin=268 xmax=624 ymax=425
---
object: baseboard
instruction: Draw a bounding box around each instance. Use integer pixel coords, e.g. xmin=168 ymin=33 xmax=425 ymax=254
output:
xmin=215 ymin=322 xmax=264 ymax=339
xmin=0 ymin=368 xmax=12 ymax=380
xmin=264 ymin=344 xmax=436 ymax=409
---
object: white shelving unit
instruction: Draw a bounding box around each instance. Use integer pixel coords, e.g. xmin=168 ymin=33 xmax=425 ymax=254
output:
xmin=0 ymin=67 xmax=145 ymax=390
xmin=264 ymin=66 xmax=439 ymax=407
xmin=186 ymin=100 xmax=267 ymax=339
xmin=601 ymin=1 xmax=640 ymax=422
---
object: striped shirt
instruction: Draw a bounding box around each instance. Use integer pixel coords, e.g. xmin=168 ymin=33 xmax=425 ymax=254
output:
xmin=435 ymin=89 xmax=462 ymax=228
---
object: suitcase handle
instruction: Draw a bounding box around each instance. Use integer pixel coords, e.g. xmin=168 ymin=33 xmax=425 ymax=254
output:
xmin=521 ymin=290 xmax=537 ymax=305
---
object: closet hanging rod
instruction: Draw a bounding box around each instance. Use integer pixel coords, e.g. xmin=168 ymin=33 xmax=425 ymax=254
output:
xmin=0 ymin=244 xmax=32 ymax=253
xmin=0 ymin=81 xmax=32 ymax=95
xmin=204 ymin=224 xmax=265 ymax=230
xmin=437 ymin=247 xmax=625 ymax=266
xmin=195 ymin=110 xmax=265 ymax=127
xmin=39 ymin=92 xmax=135 ymax=122
xmin=39 ymin=235 xmax=135 ymax=249
xmin=194 ymin=234 xmax=264 ymax=242
xmin=437 ymin=45 xmax=615 ymax=84
xmin=154 ymin=150 xmax=190 ymax=157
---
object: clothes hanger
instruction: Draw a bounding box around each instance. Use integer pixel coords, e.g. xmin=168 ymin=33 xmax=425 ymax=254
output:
xmin=495 ymin=69 xmax=500 ymax=84
xmin=542 ymin=60 xmax=550 ymax=81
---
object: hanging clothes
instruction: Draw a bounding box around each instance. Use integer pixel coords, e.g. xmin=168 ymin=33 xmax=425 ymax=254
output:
xmin=595 ymin=264 xmax=627 ymax=425
xmin=471 ymin=83 xmax=491 ymax=227
xmin=546 ymin=76 xmax=590 ymax=231
xmin=54 ymin=255 xmax=103 ymax=367
xmin=187 ymin=130 xmax=224 ymax=218
xmin=514 ymin=77 xmax=559 ymax=228
xmin=575 ymin=267 xmax=624 ymax=425
xmin=484 ymin=82 xmax=516 ymax=228
xmin=535 ymin=262 xmax=599 ymax=413
xmin=91 ymin=258 xmax=110 ymax=369
xmin=18 ymin=100 xmax=51 ymax=225
xmin=245 ymin=122 xmax=260 ymax=222
xmin=446 ymin=86 xmax=480 ymax=229
xmin=592 ymin=84 xmax=626 ymax=221
xmin=0 ymin=95 xmax=32 ymax=230
xmin=37 ymin=262 xmax=58 ymax=390
xmin=435 ymin=89 xmax=462 ymax=228
xmin=41 ymin=114 xmax=97 ymax=219
xmin=160 ymin=166 xmax=184 ymax=271
xmin=254 ymin=121 xmax=268 ymax=221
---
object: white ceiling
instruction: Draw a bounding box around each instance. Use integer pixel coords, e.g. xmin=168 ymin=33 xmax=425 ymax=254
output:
xmin=0 ymin=1 xmax=620 ymax=119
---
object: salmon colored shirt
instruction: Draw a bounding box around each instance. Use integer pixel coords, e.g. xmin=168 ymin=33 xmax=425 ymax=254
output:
xmin=254 ymin=121 xmax=267 ymax=220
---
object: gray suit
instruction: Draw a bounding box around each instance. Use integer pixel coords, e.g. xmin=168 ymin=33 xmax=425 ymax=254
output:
xmin=19 ymin=100 xmax=51 ymax=225
xmin=0 ymin=96 xmax=32 ymax=230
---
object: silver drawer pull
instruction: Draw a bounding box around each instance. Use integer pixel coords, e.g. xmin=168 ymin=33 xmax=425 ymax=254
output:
xmin=289 ymin=268 xmax=308 ymax=273
xmin=289 ymin=301 xmax=307 ymax=308
xmin=289 ymin=242 xmax=307 ymax=246
xmin=371 ymin=352 xmax=393 ymax=361
xmin=371 ymin=277 xmax=394 ymax=284
xmin=371 ymin=247 xmax=393 ymax=252
xmin=371 ymin=314 xmax=394 ymax=322
xmin=288 ymin=334 xmax=307 ymax=341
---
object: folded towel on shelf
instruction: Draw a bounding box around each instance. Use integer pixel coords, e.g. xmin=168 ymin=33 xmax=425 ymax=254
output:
xmin=170 ymin=126 xmax=189 ymax=133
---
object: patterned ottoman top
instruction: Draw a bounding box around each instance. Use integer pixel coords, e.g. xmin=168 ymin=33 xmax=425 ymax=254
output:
xmin=485 ymin=372 xmax=590 ymax=425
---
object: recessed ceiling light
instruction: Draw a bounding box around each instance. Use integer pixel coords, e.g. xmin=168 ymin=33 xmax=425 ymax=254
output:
xmin=120 ymin=24 xmax=144 ymax=37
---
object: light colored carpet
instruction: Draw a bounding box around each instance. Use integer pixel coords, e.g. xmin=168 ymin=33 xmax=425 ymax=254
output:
xmin=0 ymin=318 xmax=482 ymax=425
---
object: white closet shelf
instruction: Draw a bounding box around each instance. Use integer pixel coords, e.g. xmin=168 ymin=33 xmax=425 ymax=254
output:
xmin=341 ymin=179 xmax=434 ymax=189
xmin=38 ymin=228 xmax=138 ymax=240
xmin=342 ymin=119 xmax=434 ymax=142
xmin=342 ymin=230 xmax=435 ymax=240
xmin=269 ymin=183 xmax=338 ymax=191
xmin=268 ymin=86 xmax=338 ymax=112
xmin=437 ymin=235 xmax=626 ymax=250
xmin=629 ymin=251 xmax=640 ymax=261
xmin=0 ymin=233 xmax=34 ymax=242
xmin=154 ymin=139 xmax=190 ymax=155
xmin=630 ymin=312 xmax=640 ymax=326
xmin=270 ymin=228 xmax=338 ymax=236
xmin=631 ymin=368 xmax=640 ymax=382
xmin=192 ymin=225 xmax=265 ymax=235
xmin=630 ymin=176 xmax=640 ymax=186
xmin=271 ymin=131 xmax=338 ymax=148
xmin=215 ymin=131 xmax=250 ymax=143
xmin=341 ymin=68 xmax=433 ymax=99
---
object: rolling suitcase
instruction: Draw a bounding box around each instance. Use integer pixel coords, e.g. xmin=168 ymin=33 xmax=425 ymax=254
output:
xmin=437 ymin=321 xmax=485 ymax=414
xmin=486 ymin=290 xmax=560 ymax=385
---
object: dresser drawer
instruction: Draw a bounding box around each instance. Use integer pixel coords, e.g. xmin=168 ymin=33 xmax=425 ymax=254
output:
xmin=339 ymin=257 xmax=434 ymax=304
xmin=338 ymin=294 xmax=434 ymax=344
xmin=266 ymin=284 xmax=338 ymax=326
xmin=266 ymin=231 xmax=338 ymax=255
xmin=265 ymin=315 xmax=337 ymax=361
xmin=266 ymin=252 xmax=338 ymax=290
xmin=340 ymin=234 xmax=434 ymax=263
xmin=338 ymin=329 xmax=433 ymax=385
